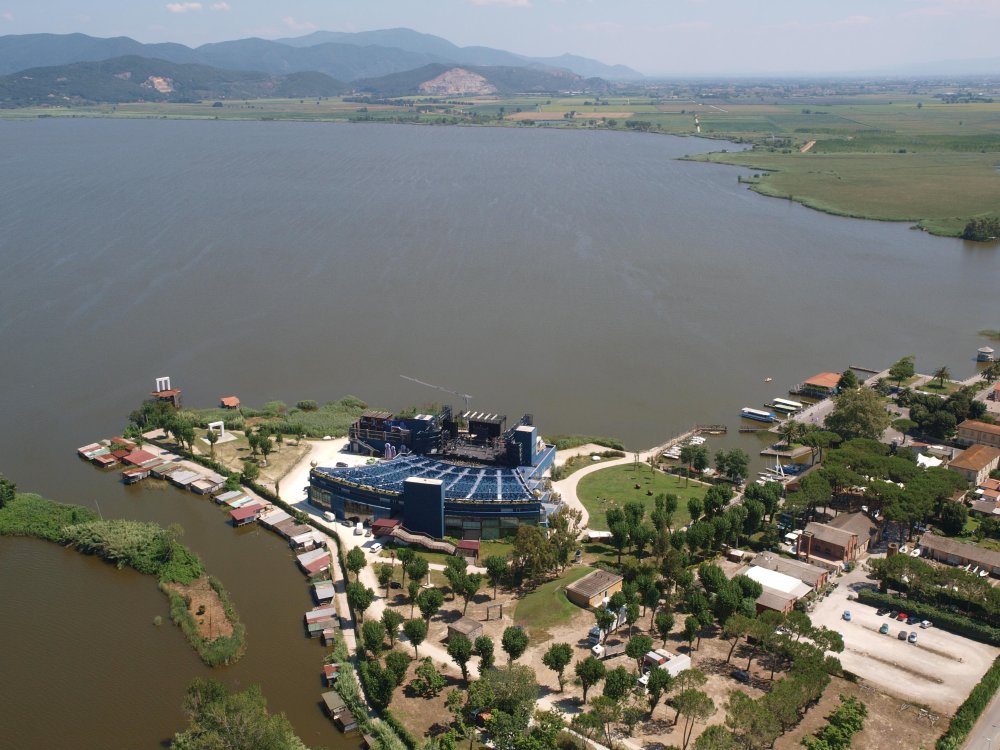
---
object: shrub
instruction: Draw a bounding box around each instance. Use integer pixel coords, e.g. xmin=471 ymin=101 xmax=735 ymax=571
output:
xmin=296 ymin=400 xmax=319 ymax=412
xmin=937 ymin=655 xmax=1000 ymax=749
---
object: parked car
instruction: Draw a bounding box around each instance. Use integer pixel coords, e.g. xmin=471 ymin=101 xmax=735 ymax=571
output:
xmin=908 ymin=631 xmax=918 ymax=643
xmin=323 ymin=511 xmax=336 ymax=522
xmin=879 ymin=624 xmax=890 ymax=635
xmin=842 ymin=610 xmax=852 ymax=621
xmin=920 ymin=620 xmax=933 ymax=629
xmin=731 ymin=669 xmax=751 ymax=684
xmin=897 ymin=612 xmax=909 ymax=622
xmin=876 ymin=608 xmax=889 ymax=617
xmin=369 ymin=542 xmax=383 ymax=554
xmin=889 ymin=610 xmax=899 ymax=619
xmin=335 ymin=461 xmax=348 ymax=468
xmin=898 ymin=630 xmax=908 ymax=640
xmin=907 ymin=615 xmax=921 ymax=625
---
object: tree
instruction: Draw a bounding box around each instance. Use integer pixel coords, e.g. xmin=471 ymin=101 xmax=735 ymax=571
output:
xmin=646 ymin=667 xmax=673 ymax=715
xmin=241 ymin=460 xmax=259 ymax=482
xmin=595 ymin=607 xmax=617 ymax=642
xmin=675 ymin=689 xmax=716 ymax=749
xmin=403 ymin=618 xmax=428 ymax=658
xmin=172 ymin=678 xmax=309 ymax=750
xmin=939 ymin=501 xmax=968 ymax=536
xmin=542 ymin=642 xmax=573 ymax=692
xmin=346 ymin=581 xmax=374 ymax=622
xmin=511 ymin=524 xmax=555 ymax=580
xmin=345 ymin=546 xmax=367 ymax=582
xmin=205 ymin=428 xmax=219 ymax=458
xmin=725 ymin=690 xmax=780 ymax=750
xmin=397 ymin=547 xmax=415 ymax=588
xmin=601 ymin=666 xmax=633 ymax=703
xmin=385 ymin=650 xmax=411 ymax=686
xmin=626 ymin=634 xmax=654 ymax=671
xmin=484 ymin=555 xmax=508 ymax=599
xmin=475 ymin=635 xmax=495 ymax=671
xmin=448 ymin=632 xmax=474 ymax=683
xmin=694 ymin=725 xmax=735 ymax=750
xmin=575 ymin=656 xmax=606 ymax=703
xmin=933 ymin=365 xmax=952 ymax=388
xmin=417 ymin=587 xmax=444 ymax=623
xmin=889 ymin=355 xmax=915 ymax=387
xmin=411 ymin=657 xmax=447 ymax=697
xmin=688 ymin=497 xmax=703 ymax=523
xmin=716 ymin=449 xmax=750 ymax=484
xmin=458 ymin=572 xmax=483 ymax=615
xmin=655 ymin=610 xmax=675 ymax=646
xmin=407 ymin=556 xmax=430 ymax=588
xmin=501 ymin=626 xmax=529 ymax=664
xmin=838 ymin=369 xmax=860 ymax=390
xmin=680 ymin=444 xmax=709 ymax=485
xmin=407 ymin=579 xmax=421 ymax=618
xmin=381 ymin=609 xmax=403 ymax=646
xmin=361 ymin=620 xmax=387 ymax=656
xmin=376 ymin=563 xmax=394 ymax=596
xmin=0 ymin=473 xmax=15 ymax=509
xmin=825 ymin=387 xmax=891 ymax=440
xmin=549 ymin=506 xmax=584 ymax=571
xmin=684 ymin=615 xmax=700 ymax=651
xmin=610 ymin=521 xmax=631 ymax=565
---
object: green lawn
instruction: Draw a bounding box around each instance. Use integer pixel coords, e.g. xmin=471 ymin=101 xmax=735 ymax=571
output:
xmin=915 ymin=380 xmax=963 ymax=396
xmin=577 ymin=464 xmax=707 ymax=531
xmin=514 ymin=565 xmax=594 ymax=638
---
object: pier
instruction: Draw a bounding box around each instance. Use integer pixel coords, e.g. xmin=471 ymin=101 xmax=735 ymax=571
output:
xmin=694 ymin=424 xmax=728 ymax=434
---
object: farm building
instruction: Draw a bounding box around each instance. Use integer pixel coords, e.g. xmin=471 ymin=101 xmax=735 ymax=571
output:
xmin=447 ymin=616 xmax=483 ymax=642
xmin=565 ymin=569 xmax=624 ymax=608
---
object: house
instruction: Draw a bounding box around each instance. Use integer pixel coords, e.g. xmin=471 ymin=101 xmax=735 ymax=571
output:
xmin=455 ymin=539 xmax=480 ymax=561
xmin=957 ymin=420 xmax=1000 ymax=449
xmin=150 ymin=387 xmax=182 ymax=408
xmin=565 ymin=569 xmax=625 ymax=608
xmin=230 ymin=503 xmax=265 ymax=527
xmin=741 ymin=565 xmax=812 ymax=614
xmin=918 ymin=534 xmax=1000 ymax=576
xmin=749 ymin=553 xmax=828 ymax=591
xmin=322 ymin=690 xmax=347 ymax=718
xmin=313 ymin=581 xmax=336 ymax=605
xmin=802 ymin=372 xmax=841 ymax=397
xmin=298 ymin=548 xmax=331 ymax=575
xmin=220 ymin=396 xmax=241 ymax=409
xmin=643 ymin=649 xmax=692 ymax=677
xmin=190 ymin=473 xmax=226 ymax=495
xmin=334 ymin=710 xmax=358 ymax=733
xmin=798 ymin=522 xmax=859 ymax=568
xmin=323 ymin=663 xmax=341 ymax=687
xmin=949 ymin=445 xmax=1000 ymax=485
xmin=828 ymin=512 xmax=881 ymax=555
xmin=122 ymin=449 xmax=160 ymax=468
xmin=448 ymin=616 xmax=483 ymax=642
xmin=371 ymin=517 xmax=401 ymax=536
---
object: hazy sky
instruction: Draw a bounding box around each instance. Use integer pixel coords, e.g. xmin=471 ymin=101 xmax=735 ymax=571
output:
xmin=1 ymin=0 xmax=997 ymax=75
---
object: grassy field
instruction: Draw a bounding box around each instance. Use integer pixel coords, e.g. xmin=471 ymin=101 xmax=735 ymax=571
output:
xmin=576 ymin=463 xmax=706 ymax=531
xmin=513 ymin=565 xmax=593 ymax=637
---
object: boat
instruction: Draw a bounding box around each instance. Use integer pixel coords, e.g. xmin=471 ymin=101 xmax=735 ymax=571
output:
xmin=769 ymin=402 xmax=799 ymax=414
xmin=772 ymin=397 xmax=804 ymax=411
xmin=764 ymin=377 xmax=772 ymax=382
xmin=741 ymin=407 xmax=778 ymax=423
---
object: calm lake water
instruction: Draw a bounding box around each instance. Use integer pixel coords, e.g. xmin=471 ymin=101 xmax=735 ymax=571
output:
xmin=0 ymin=119 xmax=997 ymax=747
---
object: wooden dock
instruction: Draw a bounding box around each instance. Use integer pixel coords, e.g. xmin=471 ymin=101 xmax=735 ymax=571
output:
xmin=849 ymin=365 xmax=880 ymax=374
xmin=694 ymin=424 xmax=728 ymax=434
xmin=738 ymin=427 xmax=765 ymax=434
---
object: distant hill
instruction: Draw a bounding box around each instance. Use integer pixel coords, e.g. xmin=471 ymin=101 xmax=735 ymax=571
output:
xmin=0 ymin=30 xmax=643 ymax=81
xmin=354 ymin=64 xmax=610 ymax=97
xmin=0 ymin=56 xmax=346 ymax=105
xmin=277 ymin=27 xmax=645 ymax=80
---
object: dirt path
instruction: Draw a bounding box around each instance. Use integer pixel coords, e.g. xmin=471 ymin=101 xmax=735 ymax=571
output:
xmin=800 ymin=140 xmax=816 ymax=153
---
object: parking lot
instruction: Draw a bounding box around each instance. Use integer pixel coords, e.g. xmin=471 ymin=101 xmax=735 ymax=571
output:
xmin=809 ymin=564 xmax=998 ymax=713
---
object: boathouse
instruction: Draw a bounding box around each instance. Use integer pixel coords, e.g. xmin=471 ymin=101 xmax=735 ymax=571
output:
xmin=230 ymin=503 xmax=265 ymax=527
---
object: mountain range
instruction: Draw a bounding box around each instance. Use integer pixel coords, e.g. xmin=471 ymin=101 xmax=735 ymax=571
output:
xmin=0 ymin=29 xmax=643 ymax=81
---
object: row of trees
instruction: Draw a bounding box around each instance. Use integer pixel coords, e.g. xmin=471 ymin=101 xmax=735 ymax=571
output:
xmin=676 ymin=446 xmax=750 ymax=485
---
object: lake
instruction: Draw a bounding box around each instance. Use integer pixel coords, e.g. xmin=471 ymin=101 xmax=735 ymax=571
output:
xmin=0 ymin=119 xmax=996 ymax=746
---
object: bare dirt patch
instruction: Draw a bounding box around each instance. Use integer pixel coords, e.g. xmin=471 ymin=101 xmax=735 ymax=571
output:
xmin=163 ymin=576 xmax=233 ymax=640
xmin=775 ymin=677 xmax=945 ymax=750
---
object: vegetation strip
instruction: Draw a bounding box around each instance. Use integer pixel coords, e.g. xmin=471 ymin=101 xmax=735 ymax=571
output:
xmin=936 ymin=655 xmax=1000 ymax=750
xmin=0 ymin=490 xmax=245 ymax=666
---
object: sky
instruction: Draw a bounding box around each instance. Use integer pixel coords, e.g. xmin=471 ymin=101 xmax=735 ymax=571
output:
xmin=0 ymin=0 xmax=998 ymax=76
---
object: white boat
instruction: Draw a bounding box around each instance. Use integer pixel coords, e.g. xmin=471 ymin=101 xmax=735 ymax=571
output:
xmin=980 ymin=570 xmax=989 ymax=578
xmin=741 ymin=407 xmax=778 ymax=423
xmin=773 ymin=397 xmax=804 ymax=411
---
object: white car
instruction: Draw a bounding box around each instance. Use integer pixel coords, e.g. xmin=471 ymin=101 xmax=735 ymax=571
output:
xmin=369 ymin=542 xmax=383 ymax=554
xmin=323 ymin=511 xmax=336 ymax=522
